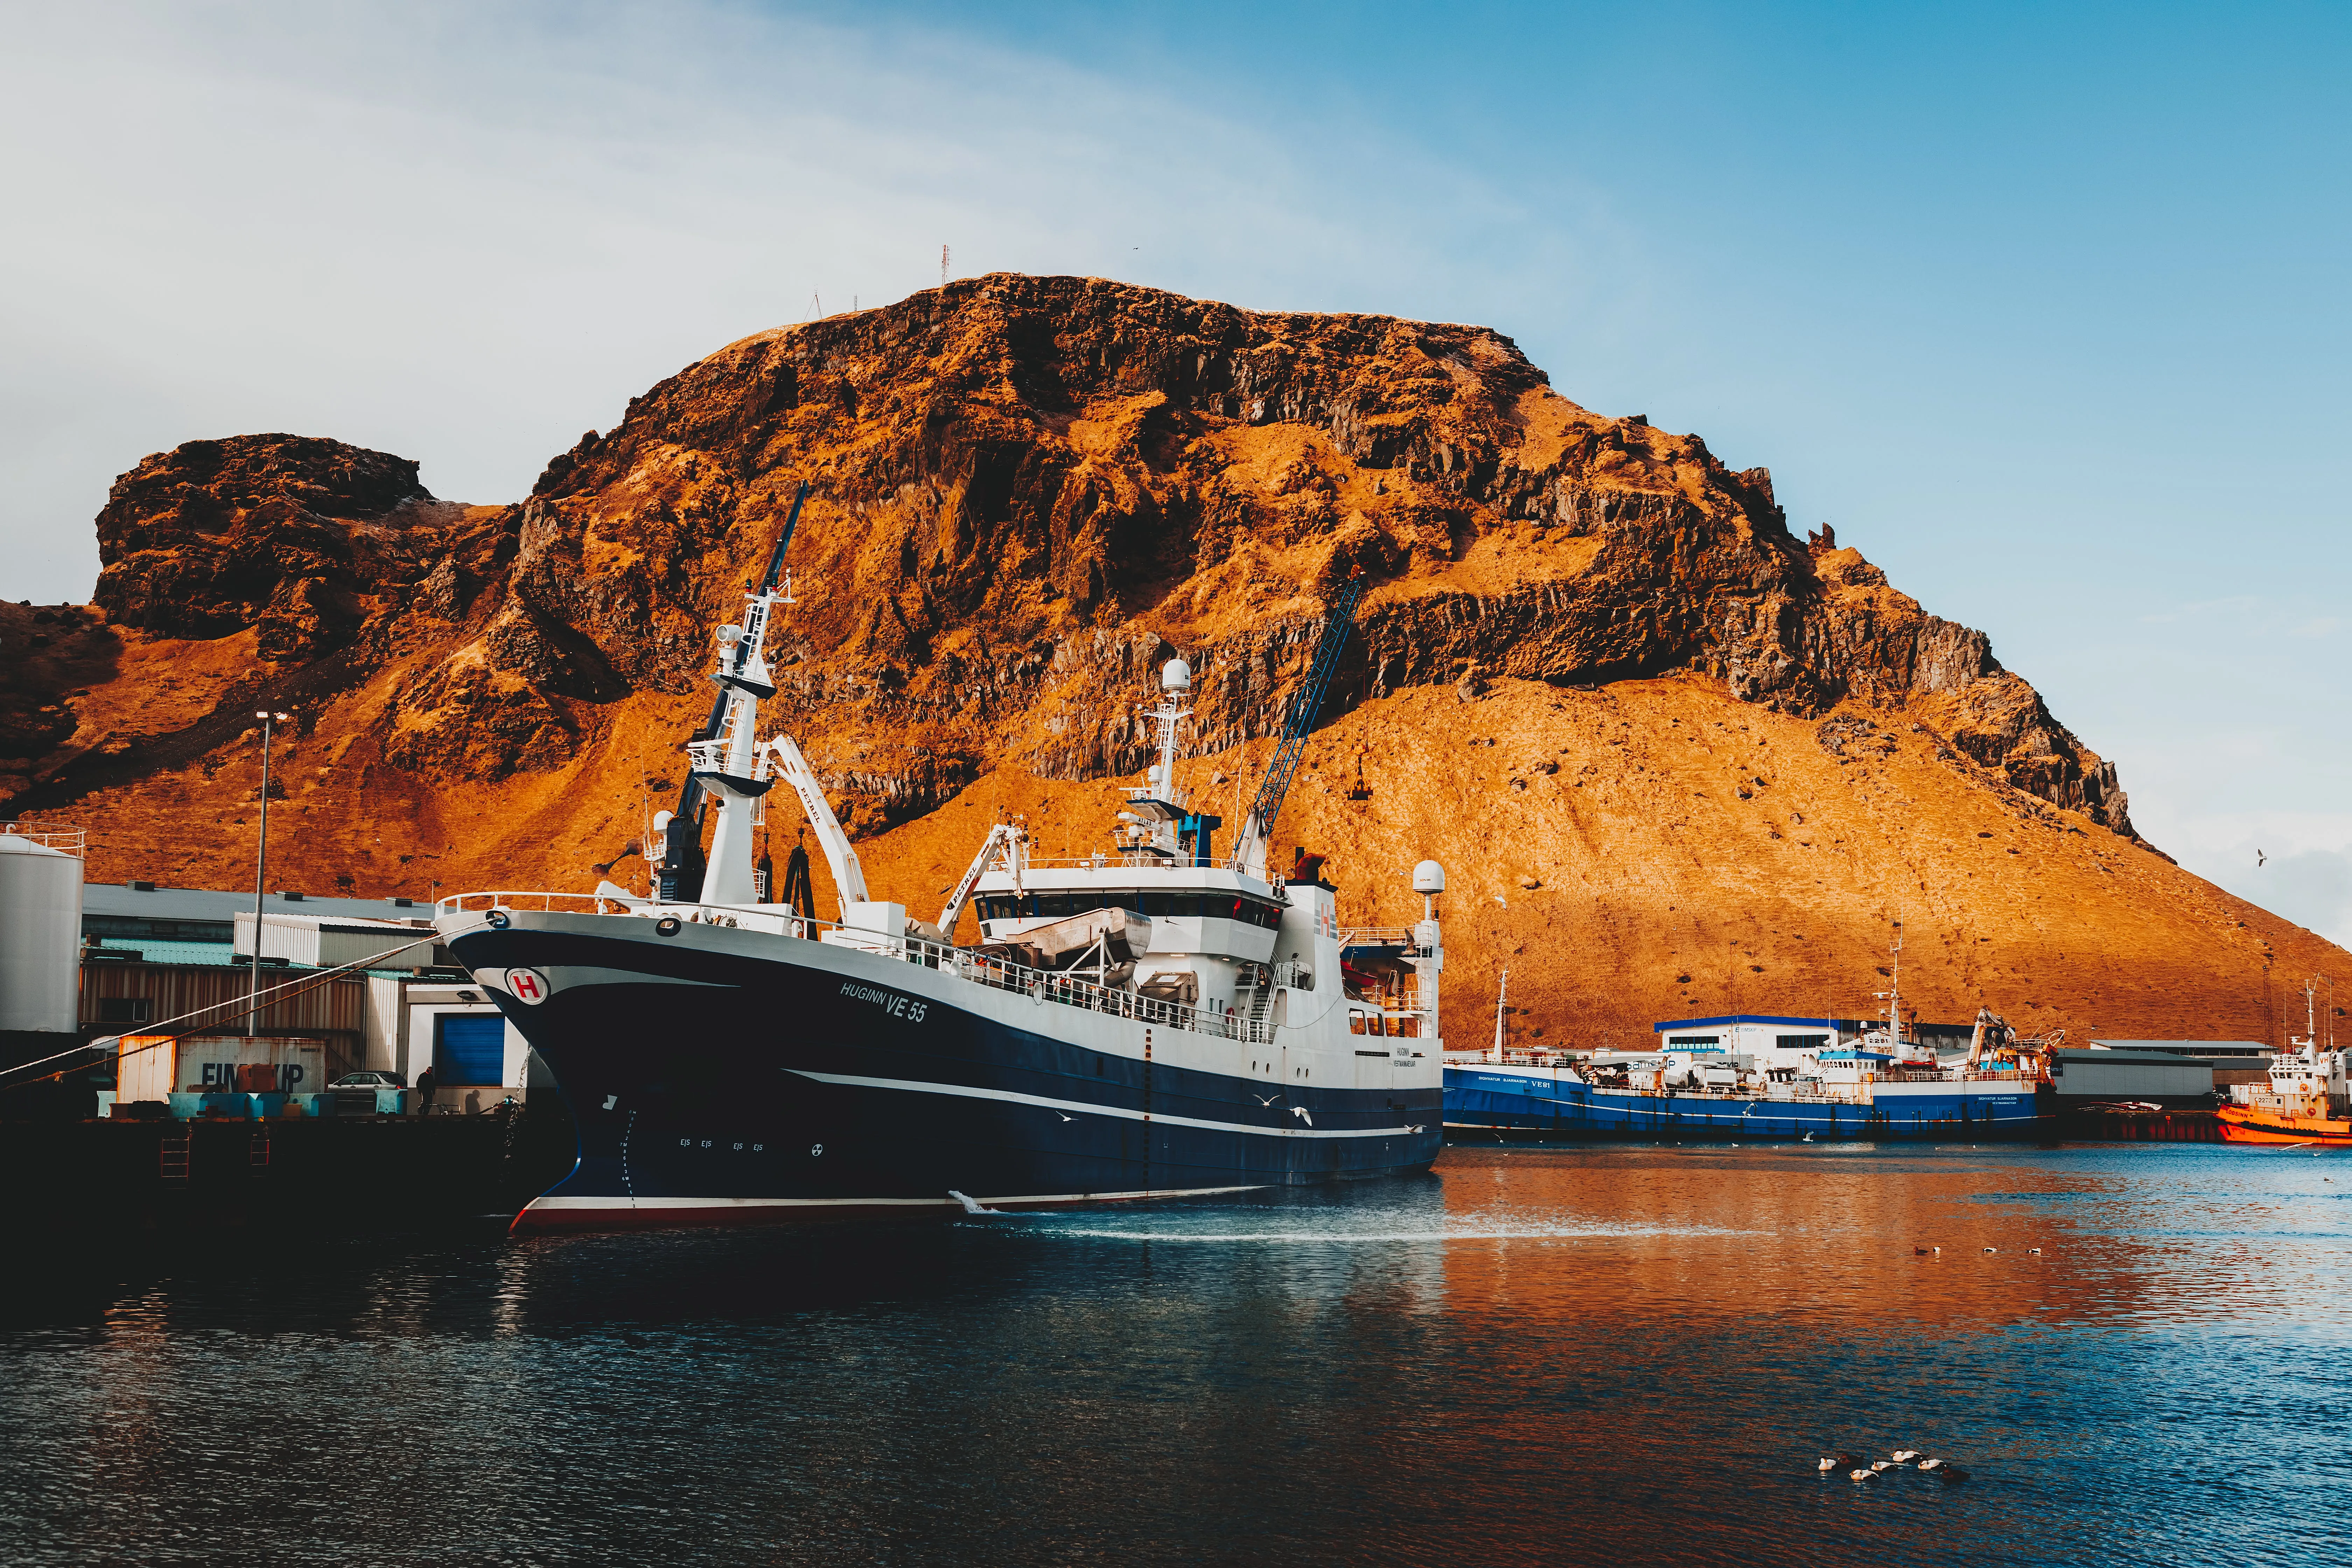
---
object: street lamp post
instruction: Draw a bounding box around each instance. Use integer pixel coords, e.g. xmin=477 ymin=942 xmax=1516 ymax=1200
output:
xmin=247 ymin=710 xmax=291 ymax=1036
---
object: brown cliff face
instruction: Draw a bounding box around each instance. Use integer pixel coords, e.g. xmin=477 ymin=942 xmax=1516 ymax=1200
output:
xmin=3 ymin=275 xmax=2332 ymax=1045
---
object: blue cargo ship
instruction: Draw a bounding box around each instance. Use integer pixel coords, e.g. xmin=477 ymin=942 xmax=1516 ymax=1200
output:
xmin=1445 ymin=1006 xmax=2051 ymax=1142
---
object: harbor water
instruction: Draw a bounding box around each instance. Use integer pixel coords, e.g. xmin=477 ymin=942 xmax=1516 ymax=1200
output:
xmin=2 ymin=1143 xmax=2347 ymax=1565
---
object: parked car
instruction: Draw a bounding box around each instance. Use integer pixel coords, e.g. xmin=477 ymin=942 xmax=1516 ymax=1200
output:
xmin=329 ymin=1071 xmax=408 ymax=1089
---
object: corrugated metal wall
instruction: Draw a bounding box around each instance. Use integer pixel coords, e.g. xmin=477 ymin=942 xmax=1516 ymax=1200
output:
xmin=82 ymin=961 xmax=367 ymax=1079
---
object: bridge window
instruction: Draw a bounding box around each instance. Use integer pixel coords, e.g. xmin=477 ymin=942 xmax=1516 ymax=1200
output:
xmin=982 ymin=891 xmax=1282 ymax=929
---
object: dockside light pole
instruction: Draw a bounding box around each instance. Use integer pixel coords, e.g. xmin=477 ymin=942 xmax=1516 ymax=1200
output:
xmin=246 ymin=710 xmax=291 ymax=1036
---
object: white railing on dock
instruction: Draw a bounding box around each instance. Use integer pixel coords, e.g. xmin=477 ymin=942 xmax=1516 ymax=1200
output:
xmin=434 ymin=890 xmax=1273 ymax=1045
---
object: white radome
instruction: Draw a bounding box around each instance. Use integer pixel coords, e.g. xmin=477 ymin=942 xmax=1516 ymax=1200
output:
xmin=1161 ymin=657 xmax=1191 ymax=693
xmin=1413 ymin=860 xmax=1446 ymax=895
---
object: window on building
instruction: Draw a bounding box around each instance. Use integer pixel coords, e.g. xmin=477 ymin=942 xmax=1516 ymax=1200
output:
xmin=1775 ymin=1034 xmax=1830 ymax=1050
xmin=1666 ymin=1035 xmax=1721 ymax=1048
xmin=84 ymin=914 xmax=235 ymax=943
xmin=98 ymin=997 xmax=153 ymax=1023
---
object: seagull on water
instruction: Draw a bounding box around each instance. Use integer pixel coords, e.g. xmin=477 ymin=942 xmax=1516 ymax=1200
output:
xmin=1891 ymin=1450 xmax=1921 ymax=1464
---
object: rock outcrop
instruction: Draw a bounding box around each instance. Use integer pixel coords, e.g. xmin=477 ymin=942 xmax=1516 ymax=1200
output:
xmin=8 ymin=273 xmax=2330 ymax=1046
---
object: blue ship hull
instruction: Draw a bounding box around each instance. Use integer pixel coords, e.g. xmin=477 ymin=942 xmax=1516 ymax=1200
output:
xmin=1445 ymin=1066 xmax=2049 ymax=1141
xmin=449 ymin=920 xmax=1442 ymax=1229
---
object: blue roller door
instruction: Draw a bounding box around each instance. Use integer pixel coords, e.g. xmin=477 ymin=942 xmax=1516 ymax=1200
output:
xmin=434 ymin=1014 xmax=507 ymax=1085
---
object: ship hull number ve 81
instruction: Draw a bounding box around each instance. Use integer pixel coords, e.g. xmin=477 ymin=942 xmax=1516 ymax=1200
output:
xmin=842 ymin=980 xmax=926 ymax=1023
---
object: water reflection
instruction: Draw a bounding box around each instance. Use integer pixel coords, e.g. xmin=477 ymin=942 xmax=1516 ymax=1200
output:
xmin=2 ymin=1146 xmax=2348 ymax=1565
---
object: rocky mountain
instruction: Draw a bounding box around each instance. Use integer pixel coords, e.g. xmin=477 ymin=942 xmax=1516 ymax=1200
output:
xmin=3 ymin=274 xmax=2335 ymax=1046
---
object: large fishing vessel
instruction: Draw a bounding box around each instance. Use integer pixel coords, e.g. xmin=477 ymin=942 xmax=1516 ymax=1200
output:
xmin=2216 ymin=983 xmax=2350 ymax=1145
xmin=1444 ymin=947 xmax=2050 ymax=1141
xmin=433 ymin=489 xmax=1446 ymax=1228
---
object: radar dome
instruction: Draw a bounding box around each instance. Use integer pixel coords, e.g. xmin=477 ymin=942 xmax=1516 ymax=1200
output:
xmin=1412 ymin=860 xmax=1446 ymax=894
xmin=1161 ymin=657 xmax=1192 ymax=693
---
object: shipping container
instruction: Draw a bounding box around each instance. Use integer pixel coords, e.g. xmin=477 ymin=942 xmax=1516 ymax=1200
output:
xmin=118 ymin=1035 xmax=327 ymax=1100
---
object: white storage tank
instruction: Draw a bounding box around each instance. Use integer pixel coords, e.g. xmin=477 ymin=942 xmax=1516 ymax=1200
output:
xmin=0 ymin=826 xmax=85 ymax=1034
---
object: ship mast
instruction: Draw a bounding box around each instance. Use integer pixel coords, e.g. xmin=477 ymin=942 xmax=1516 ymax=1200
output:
xmin=1886 ymin=931 xmax=1903 ymax=1045
xmin=660 ymin=481 xmax=808 ymax=906
xmin=1492 ymin=967 xmax=1508 ymax=1056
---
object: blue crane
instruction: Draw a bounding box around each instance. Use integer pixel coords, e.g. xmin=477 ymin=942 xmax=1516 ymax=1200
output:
xmin=1233 ymin=576 xmax=1364 ymax=877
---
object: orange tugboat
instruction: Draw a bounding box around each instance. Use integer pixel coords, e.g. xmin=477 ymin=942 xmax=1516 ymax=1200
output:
xmin=2216 ymin=981 xmax=2352 ymax=1145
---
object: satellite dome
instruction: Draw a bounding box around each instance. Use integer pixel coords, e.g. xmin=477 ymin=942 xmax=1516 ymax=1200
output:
xmin=1412 ymin=860 xmax=1446 ymax=894
xmin=1161 ymin=657 xmax=1192 ymax=693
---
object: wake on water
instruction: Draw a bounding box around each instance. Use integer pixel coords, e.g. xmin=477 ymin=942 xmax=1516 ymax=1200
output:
xmin=970 ymin=1211 xmax=1750 ymax=1244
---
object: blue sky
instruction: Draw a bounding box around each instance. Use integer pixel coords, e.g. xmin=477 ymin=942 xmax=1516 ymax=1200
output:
xmin=2 ymin=0 xmax=2346 ymax=938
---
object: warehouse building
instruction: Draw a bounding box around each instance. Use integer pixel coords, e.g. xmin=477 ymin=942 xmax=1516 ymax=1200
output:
xmin=2048 ymin=1039 xmax=2273 ymax=1110
xmin=77 ymin=880 xmax=547 ymax=1113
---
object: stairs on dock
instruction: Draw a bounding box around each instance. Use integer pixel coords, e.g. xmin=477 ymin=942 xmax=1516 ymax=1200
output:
xmin=159 ymin=1127 xmax=190 ymax=1185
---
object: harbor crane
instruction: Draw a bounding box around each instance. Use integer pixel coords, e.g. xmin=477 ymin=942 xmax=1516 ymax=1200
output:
xmin=1232 ymin=577 xmax=1364 ymax=880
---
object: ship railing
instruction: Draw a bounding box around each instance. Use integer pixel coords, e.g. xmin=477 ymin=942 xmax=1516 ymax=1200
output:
xmin=1014 ymin=854 xmax=1276 ymax=878
xmin=1338 ymin=927 xmax=1417 ymax=948
xmin=1 ymin=823 xmax=86 ymax=857
xmin=436 ymin=890 xmax=643 ymax=916
xmin=428 ymin=890 xmax=1274 ymax=1043
xmin=1624 ymin=1084 xmax=1874 ymax=1106
xmin=881 ymin=926 xmax=1273 ymax=1044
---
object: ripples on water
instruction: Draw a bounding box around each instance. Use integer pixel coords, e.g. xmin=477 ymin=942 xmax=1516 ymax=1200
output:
xmin=4 ymin=1144 xmax=2349 ymax=1565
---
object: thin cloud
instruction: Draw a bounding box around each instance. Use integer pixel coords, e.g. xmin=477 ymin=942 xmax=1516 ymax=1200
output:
xmin=0 ymin=1 xmax=1647 ymax=603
